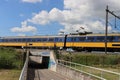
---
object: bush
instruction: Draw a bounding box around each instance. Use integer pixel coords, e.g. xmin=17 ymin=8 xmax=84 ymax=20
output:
xmin=57 ymin=52 xmax=120 ymax=67
xmin=0 ymin=47 xmax=22 ymax=69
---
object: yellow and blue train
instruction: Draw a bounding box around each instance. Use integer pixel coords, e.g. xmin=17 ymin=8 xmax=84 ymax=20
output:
xmin=0 ymin=33 xmax=120 ymax=52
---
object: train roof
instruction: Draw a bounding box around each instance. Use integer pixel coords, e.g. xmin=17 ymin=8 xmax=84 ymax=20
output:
xmin=1 ymin=35 xmax=64 ymax=39
xmin=67 ymin=33 xmax=120 ymax=37
xmin=1 ymin=33 xmax=120 ymax=39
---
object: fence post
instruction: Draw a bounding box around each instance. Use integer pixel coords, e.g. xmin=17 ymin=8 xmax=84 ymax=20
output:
xmin=75 ymin=63 xmax=76 ymax=69
xmin=119 ymin=74 xmax=120 ymax=80
xmin=101 ymin=71 xmax=103 ymax=80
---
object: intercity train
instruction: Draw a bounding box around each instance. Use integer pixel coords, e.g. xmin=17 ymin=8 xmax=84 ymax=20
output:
xmin=0 ymin=33 xmax=120 ymax=52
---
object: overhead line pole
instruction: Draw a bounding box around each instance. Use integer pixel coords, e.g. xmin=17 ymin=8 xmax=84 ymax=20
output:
xmin=105 ymin=6 xmax=120 ymax=54
xmin=105 ymin=6 xmax=108 ymax=54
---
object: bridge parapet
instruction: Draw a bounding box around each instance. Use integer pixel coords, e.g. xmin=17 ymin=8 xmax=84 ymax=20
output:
xmin=19 ymin=52 xmax=29 ymax=80
xmin=57 ymin=60 xmax=120 ymax=80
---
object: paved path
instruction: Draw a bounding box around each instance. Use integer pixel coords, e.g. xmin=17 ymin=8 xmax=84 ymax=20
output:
xmin=27 ymin=68 xmax=71 ymax=80
xmin=27 ymin=50 xmax=72 ymax=80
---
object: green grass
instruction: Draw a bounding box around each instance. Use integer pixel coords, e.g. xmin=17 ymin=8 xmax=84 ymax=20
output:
xmin=58 ymin=51 xmax=120 ymax=80
xmin=0 ymin=47 xmax=23 ymax=80
xmin=0 ymin=69 xmax=21 ymax=80
xmin=66 ymin=63 xmax=120 ymax=80
xmin=0 ymin=47 xmax=23 ymax=69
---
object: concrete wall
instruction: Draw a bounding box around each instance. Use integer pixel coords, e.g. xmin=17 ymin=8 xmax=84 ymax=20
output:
xmin=48 ymin=51 xmax=57 ymax=72
xmin=56 ymin=65 xmax=92 ymax=80
xmin=48 ymin=51 xmax=92 ymax=80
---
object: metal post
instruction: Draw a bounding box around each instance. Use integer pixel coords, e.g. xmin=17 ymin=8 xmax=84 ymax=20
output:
xmin=105 ymin=6 xmax=108 ymax=54
xmin=101 ymin=71 xmax=103 ymax=79
xmin=118 ymin=75 xmax=120 ymax=80
xmin=75 ymin=63 xmax=76 ymax=68
xmin=26 ymin=42 xmax=27 ymax=53
xmin=105 ymin=6 xmax=120 ymax=54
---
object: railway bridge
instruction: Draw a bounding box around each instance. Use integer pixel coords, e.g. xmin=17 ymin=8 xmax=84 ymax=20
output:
xmin=19 ymin=50 xmax=120 ymax=80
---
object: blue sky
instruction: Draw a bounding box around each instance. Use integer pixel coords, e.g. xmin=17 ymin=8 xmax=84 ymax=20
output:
xmin=0 ymin=0 xmax=120 ymax=36
xmin=0 ymin=0 xmax=63 ymax=36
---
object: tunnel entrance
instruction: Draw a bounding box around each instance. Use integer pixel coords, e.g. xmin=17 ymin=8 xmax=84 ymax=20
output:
xmin=41 ymin=56 xmax=50 ymax=69
xmin=28 ymin=56 xmax=50 ymax=69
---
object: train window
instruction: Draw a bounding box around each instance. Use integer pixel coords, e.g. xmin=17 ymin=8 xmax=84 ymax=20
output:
xmin=9 ymin=39 xmax=11 ymax=42
xmin=7 ymin=39 xmax=9 ymax=42
xmin=2 ymin=39 xmax=4 ymax=42
xmin=4 ymin=39 xmax=6 ymax=42
xmin=18 ymin=39 xmax=21 ymax=42
xmin=31 ymin=39 xmax=36 ymax=42
xmin=7 ymin=39 xmax=10 ymax=42
xmin=55 ymin=38 xmax=58 ymax=42
xmin=42 ymin=38 xmax=48 ymax=42
xmin=107 ymin=36 xmax=113 ymax=42
xmin=71 ymin=37 xmax=77 ymax=42
xmin=59 ymin=38 xmax=62 ymax=42
xmin=74 ymin=37 xmax=76 ymax=41
xmin=78 ymin=37 xmax=86 ymax=41
xmin=13 ymin=39 xmax=15 ymax=42
xmin=59 ymin=38 xmax=64 ymax=42
xmin=87 ymin=37 xmax=95 ymax=42
xmin=66 ymin=37 xmax=71 ymax=42
xmin=48 ymin=38 xmax=54 ymax=42
xmin=26 ymin=38 xmax=30 ymax=42
xmin=10 ymin=39 xmax=12 ymax=42
xmin=34 ymin=38 xmax=37 ymax=42
xmin=116 ymin=36 xmax=120 ymax=41
xmin=36 ymin=38 xmax=41 ymax=42
xmin=3 ymin=39 xmax=6 ymax=42
xmin=5 ymin=39 xmax=8 ymax=42
xmin=0 ymin=39 xmax=1 ymax=42
xmin=71 ymin=38 xmax=74 ymax=41
xmin=15 ymin=39 xmax=18 ymax=42
xmin=12 ymin=39 xmax=15 ymax=42
xmin=22 ymin=38 xmax=27 ymax=42
xmin=96 ymin=36 xmax=104 ymax=42
xmin=12 ymin=39 xmax=14 ymax=42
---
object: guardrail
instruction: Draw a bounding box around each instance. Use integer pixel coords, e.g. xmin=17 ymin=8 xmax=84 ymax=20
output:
xmin=19 ymin=52 xmax=29 ymax=80
xmin=57 ymin=60 xmax=120 ymax=80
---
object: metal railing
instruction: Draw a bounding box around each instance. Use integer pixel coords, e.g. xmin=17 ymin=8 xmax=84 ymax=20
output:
xmin=19 ymin=52 xmax=29 ymax=80
xmin=57 ymin=60 xmax=120 ymax=80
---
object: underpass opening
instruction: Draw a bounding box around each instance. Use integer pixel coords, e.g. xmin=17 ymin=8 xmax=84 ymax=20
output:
xmin=28 ymin=55 xmax=42 ymax=69
xmin=28 ymin=55 xmax=50 ymax=69
xmin=41 ymin=56 xmax=50 ymax=69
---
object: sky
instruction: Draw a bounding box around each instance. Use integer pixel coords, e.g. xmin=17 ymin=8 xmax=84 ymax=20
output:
xmin=0 ymin=0 xmax=120 ymax=36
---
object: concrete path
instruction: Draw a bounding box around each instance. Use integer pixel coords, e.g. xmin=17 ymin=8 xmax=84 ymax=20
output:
xmin=27 ymin=68 xmax=72 ymax=80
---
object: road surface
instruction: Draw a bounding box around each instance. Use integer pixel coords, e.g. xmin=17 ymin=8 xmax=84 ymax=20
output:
xmin=27 ymin=68 xmax=72 ymax=80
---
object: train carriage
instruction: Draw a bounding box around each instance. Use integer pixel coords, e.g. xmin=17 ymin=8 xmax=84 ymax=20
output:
xmin=66 ymin=34 xmax=120 ymax=51
xmin=0 ymin=35 xmax=65 ymax=48
xmin=0 ymin=33 xmax=120 ymax=52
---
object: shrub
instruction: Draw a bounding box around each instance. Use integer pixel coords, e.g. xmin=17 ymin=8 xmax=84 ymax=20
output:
xmin=57 ymin=52 xmax=120 ymax=67
xmin=0 ymin=47 xmax=22 ymax=69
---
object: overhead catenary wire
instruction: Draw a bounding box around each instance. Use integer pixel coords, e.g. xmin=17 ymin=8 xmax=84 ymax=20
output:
xmin=105 ymin=6 xmax=120 ymax=54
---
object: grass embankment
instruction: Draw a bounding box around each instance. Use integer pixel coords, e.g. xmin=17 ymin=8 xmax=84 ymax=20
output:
xmin=57 ymin=52 xmax=120 ymax=68
xmin=55 ymin=51 xmax=120 ymax=80
xmin=0 ymin=47 xmax=23 ymax=80
xmin=0 ymin=69 xmax=21 ymax=80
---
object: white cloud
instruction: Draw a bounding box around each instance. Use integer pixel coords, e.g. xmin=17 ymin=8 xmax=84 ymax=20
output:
xmin=28 ymin=10 xmax=50 ymax=25
xmin=49 ymin=8 xmax=64 ymax=22
xmin=18 ymin=33 xmax=26 ymax=36
xmin=27 ymin=0 xmax=120 ymax=34
xmin=11 ymin=21 xmax=37 ymax=33
xmin=22 ymin=0 xmax=42 ymax=3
